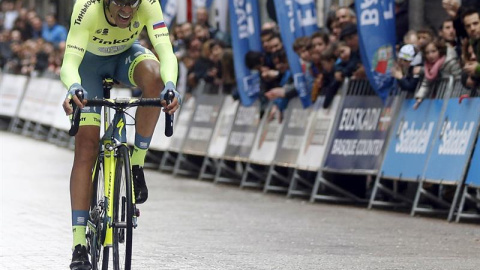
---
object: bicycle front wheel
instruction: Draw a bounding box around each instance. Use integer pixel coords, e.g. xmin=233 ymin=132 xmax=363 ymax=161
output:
xmin=112 ymin=145 xmax=133 ymax=270
xmin=89 ymin=156 xmax=109 ymax=270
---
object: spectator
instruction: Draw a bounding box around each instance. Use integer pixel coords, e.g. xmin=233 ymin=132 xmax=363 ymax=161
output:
xmin=462 ymin=8 xmax=480 ymax=80
xmin=317 ymin=48 xmax=343 ymax=108
xmin=438 ymin=18 xmax=460 ymax=60
xmin=414 ymin=38 xmax=461 ymax=109
xmin=1 ymin=0 xmax=20 ymax=31
xmin=460 ymin=42 xmax=480 ymax=89
xmin=391 ymin=44 xmax=420 ymax=93
xmin=395 ymin=0 xmax=409 ymax=46
xmin=42 ymin=14 xmax=67 ymax=46
xmin=335 ymin=6 xmax=356 ymax=28
xmin=188 ymin=39 xmax=225 ymax=93
xmin=410 ymin=27 xmax=435 ymax=68
xmin=339 ymin=23 xmax=365 ymax=79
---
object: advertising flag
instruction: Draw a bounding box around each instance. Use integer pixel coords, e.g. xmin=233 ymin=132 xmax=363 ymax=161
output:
xmin=273 ymin=0 xmax=319 ymax=108
xmin=229 ymin=0 xmax=262 ymax=106
xmin=160 ymin=0 xmax=177 ymax=27
xmin=355 ymin=0 xmax=396 ymax=101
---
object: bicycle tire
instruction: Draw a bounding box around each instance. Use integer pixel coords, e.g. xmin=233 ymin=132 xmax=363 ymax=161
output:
xmin=89 ymin=156 xmax=109 ymax=270
xmin=112 ymin=145 xmax=133 ymax=270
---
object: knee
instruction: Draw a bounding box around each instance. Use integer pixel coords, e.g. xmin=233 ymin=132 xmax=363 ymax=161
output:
xmin=74 ymin=137 xmax=99 ymax=163
xmin=135 ymin=61 xmax=164 ymax=98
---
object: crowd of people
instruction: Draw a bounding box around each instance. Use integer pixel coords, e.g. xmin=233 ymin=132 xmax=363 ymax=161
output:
xmin=0 ymin=0 xmax=67 ymax=78
xmin=2 ymin=0 xmax=480 ymax=117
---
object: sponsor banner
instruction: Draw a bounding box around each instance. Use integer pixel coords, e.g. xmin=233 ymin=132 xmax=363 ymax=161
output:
xmin=18 ymin=77 xmax=51 ymax=123
xmin=52 ymin=81 xmax=71 ymax=131
xmin=168 ymin=96 xmax=195 ymax=152
xmin=296 ymin=95 xmax=341 ymax=171
xmin=423 ymin=98 xmax=480 ymax=182
xmin=355 ymin=0 xmax=396 ymax=101
xmin=323 ymin=95 xmax=399 ymax=173
xmin=249 ymin=103 xmax=285 ymax=164
xmin=273 ymin=98 xmax=309 ymax=166
xmin=380 ymin=99 xmax=443 ymax=180
xmin=223 ymin=100 xmax=261 ymax=160
xmin=229 ymin=0 xmax=262 ymax=106
xmin=466 ymin=130 xmax=480 ymax=187
xmin=273 ymin=0 xmax=318 ymax=108
xmin=160 ymin=0 xmax=177 ymax=27
xmin=0 ymin=74 xmax=28 ymax=117
xmin=40 ymin=79 xmax=65 ymax=126
xmin=176 ymin=0 xmax=188 ymax=24
xmin=208 ymin=95 xmax=239 ymax=158
xmin=182 ymin=94 xmax=224 ymax=155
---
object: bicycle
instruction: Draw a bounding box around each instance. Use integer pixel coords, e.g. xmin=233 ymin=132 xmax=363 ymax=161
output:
xmin=69 ymin=79 xmax=175 ymax=270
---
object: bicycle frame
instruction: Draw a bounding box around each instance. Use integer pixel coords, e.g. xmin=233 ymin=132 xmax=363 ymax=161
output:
xmin=94 ymin=100 xmax=134 ymax=248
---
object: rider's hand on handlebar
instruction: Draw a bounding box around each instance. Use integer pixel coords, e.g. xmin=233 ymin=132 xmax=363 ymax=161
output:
xmin=160 ymin=81 xmax=181 ymax=115
xmin=63 ymin=83 xmax=88 ymax=115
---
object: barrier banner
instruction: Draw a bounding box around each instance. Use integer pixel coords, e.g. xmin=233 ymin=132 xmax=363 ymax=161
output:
xmin=160 ymin=0 xmax=177 ymax=27
xmin=18 ymin=77 xmax=51 ymax=122
xmin=355 ymin=0 xmax=396 ymax=101
xmin=323 ymin=96 xmax=399 ymax=173
xmin=169 ymin=97 xmax=195 ymax=152
xmin=182 ymin=94 xmax=224 ymax=155
xmin=465 ymin=127 xmax=480 ymax=187
xmin=249 ymin=103 xmax=285 ymax=165
xmin=0 ymin=74 xmax=28 ymax=117
xmin=41 ymin=79 xmax=65 ymax=126
xmin=423 ymin=98 xmax=480 ymax=182
xmin=296 ymin=95 xmax=341 ymax=171
xmin=380 ymin=99 xmax=443 ymax=180
xmin=208 ymin=96 xmax=239 ymax=158
xmin=223 ymin=100 xmax=260 ymax=160
xmin=273 ymin=98 xmax=309 ymax=166
xmin=273 ymin=0 xmax=318 ymax=108
xmin=229 ymin=0 xmax=262 ymax=106
xmin=51 ymin=80 xmax=71 ymax=131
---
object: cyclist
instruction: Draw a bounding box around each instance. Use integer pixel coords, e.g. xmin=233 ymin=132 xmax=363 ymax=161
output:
xmin=60 ymin=0 xmax=181 ymax=269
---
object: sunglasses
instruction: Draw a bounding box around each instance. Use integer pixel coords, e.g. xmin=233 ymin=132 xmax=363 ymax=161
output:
xmin=111 ymin=0 xmax=141 ymax=8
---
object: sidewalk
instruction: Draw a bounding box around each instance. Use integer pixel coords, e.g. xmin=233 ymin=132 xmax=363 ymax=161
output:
xmin=1 ymin=131 xmax=479 ymax=270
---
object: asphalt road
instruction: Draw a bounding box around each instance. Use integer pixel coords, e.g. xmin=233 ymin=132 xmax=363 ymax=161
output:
xmin=1 ymin=131 xmax=479 ymax=270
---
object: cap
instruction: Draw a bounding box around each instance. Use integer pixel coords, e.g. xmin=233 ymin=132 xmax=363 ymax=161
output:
xmin=339 ymin=23 xmax=357 ymax=41
xmin=398 ymin=44 xmax=415 ymax=61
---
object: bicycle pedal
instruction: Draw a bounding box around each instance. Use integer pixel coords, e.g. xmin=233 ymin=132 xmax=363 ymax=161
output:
xmin=135 ymin=208 xmax=140 ymax=217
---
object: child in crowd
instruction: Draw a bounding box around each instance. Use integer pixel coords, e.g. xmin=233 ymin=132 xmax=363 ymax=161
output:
xmin=414 ymin=38 xmax=461 ymax=109
xmin=391 ymin=44 xmax=420 ymax=93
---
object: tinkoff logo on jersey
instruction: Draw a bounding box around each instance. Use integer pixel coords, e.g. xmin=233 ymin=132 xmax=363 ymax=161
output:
xmin=153 ymin=21 xmax=166 ymax=30
xmin=92 ymin=31 xmax=138 ymax=45
xmin=74 ymin=0 xmax=99 ymax=25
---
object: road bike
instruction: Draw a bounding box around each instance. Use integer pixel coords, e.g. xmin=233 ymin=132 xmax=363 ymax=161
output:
xmin=69 ymin=79 xmax=174 ymax=270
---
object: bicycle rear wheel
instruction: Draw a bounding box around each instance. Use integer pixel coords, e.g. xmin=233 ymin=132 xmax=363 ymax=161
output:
xmin=89 ymin=156 xmax=109 ymax=270
xmin=113 ymin=145 xmax=133 ymax=270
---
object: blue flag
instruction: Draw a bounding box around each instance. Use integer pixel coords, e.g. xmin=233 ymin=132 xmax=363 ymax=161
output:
xmin=229 ymin=0 xmax=262 ymax=106
xmin=273 ymin=0 xmax=318 ymax=108
xmin=160 ymin=0 xmax=177 ymax=27
xmin=355 ymin=0 xmax=396 ymax=101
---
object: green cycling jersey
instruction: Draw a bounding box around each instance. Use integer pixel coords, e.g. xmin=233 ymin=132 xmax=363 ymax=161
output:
xmin=60 ymin=0 xmax=178 ymax=90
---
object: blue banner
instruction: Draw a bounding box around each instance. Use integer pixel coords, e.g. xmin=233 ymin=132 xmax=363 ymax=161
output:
xmin=424 ymin=98 xmax=480 ymax=182
xmin=273 ymin=0 xmax=318 ymax=108
xmin=355 ymin=0 xmax=396 ymax=101
xmin=466 ymin=129 xmax=480 ymax=187
xmin=381 ymin=99 xmax=443 ymax=180
xmin=323 ymin=96 xmax=398 ymax=173
xmin=160 ymin=0 xmax=177 ymax=27
xmin=229 ymin=0 xmax=262 ymax=106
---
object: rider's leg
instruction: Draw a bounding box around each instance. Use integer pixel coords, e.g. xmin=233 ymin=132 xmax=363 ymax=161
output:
xmin=130 ymin=59 xmax=163 ymax=167
xmin=70 ymin=124 xmax=100 ymax=248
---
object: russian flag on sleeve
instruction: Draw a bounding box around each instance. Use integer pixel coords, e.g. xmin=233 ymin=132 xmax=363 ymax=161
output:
xmin=153 ymin=21 xmax=166 ymax=30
